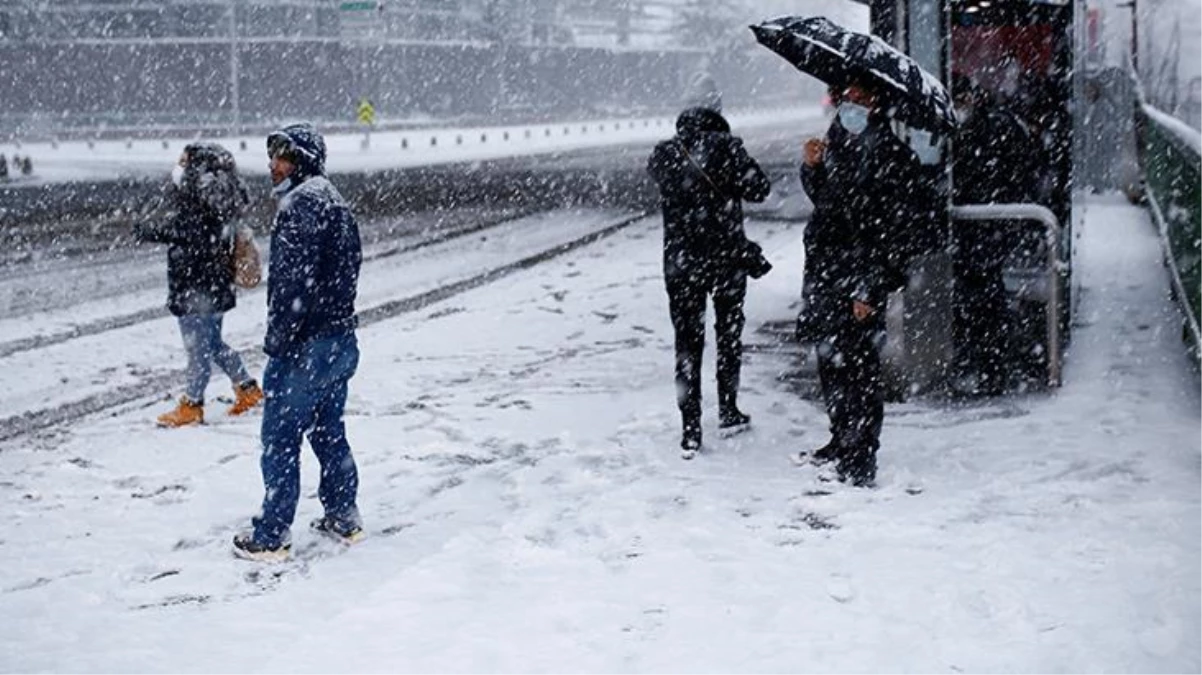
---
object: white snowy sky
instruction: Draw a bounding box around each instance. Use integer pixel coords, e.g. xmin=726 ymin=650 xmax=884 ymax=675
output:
xmin=1095 ymin=0 xmax=1199 ymax=109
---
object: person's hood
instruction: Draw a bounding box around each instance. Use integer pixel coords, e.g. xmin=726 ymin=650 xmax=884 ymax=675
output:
xmin=675 ymin=106 xmax=730 ymax=140
xmin=682 ymin=71 xmax=723 ymax=113
xmin=175 ymin=141 xmax=248 ymax=219
xmin=267 ymin=122 xmax=327 ymax=181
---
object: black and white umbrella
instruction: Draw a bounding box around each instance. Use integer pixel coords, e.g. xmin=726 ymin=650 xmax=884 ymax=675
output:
xmin=750 ymin=15 xmax=957 ymax=133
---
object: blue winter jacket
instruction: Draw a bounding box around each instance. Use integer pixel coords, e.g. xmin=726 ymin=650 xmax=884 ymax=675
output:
xmin=264 ymin=125 xmax=362 ymax=358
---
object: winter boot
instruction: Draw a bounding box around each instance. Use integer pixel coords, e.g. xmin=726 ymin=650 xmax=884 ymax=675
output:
xmin=680 ymin=416 xmax=703 ymax=460
xmin=718 ymin=407 xmax=751 ymax=436
xmin=310 ymin=515 xmax=364 ymax=545
xmin=791 ymin=440 xmax=841 ymax=467
xmin=679 ymin=405 xmax=702 ymax=460
xmin=232 ymin=531 xmax=291 ymax=562
xmin=156 ymin=395 xmax=204 ymax=428
xmin=227 ymin=379 xmax=264 ymax=416
xmin=835 ymin=447 xmax=877 ymax=488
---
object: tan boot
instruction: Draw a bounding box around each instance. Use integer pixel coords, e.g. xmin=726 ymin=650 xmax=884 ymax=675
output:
xmin=156 ymin=396 xmax=204 ymax=428
xmin=227 ymin=380 xmax=264 ymax=417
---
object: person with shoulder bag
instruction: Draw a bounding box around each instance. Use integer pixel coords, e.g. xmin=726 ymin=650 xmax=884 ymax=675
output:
xmin=134 ymin=142 xmax=263 ymax=427
xmin=647 ymin=106 xmax=773 ymax=458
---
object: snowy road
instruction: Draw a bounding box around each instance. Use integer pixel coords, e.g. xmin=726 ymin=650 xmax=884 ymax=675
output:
xmin=0 ymin=190 xmax=1196 ymax=671
xmin=0 ymin=205 xmax=648 ymax=441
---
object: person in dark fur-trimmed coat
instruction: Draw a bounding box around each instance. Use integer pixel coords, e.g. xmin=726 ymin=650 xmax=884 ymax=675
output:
xmin=647 ymin=107 xmax=772 ymax=458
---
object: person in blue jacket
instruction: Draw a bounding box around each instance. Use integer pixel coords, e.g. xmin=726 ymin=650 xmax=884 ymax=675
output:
xmin=233 ymin=123 xmax=364 ymax=561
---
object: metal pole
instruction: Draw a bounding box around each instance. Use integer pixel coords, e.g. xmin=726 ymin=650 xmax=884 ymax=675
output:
xmin=230 ymin=0 xmax=242 ymax=137
xmin=1131 ymin=0 xmax=1138 ymax=78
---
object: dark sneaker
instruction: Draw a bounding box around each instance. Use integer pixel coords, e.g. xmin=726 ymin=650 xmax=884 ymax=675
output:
xmin=680 ymin=428 xmax=702 ymax=460
xmin=310 ymin=516 xmax=364 ymax=544
xmin=836 ymin=451 xmax=877 ymax=488
xmin=718 ymin=409 xmax=751 ymax=436
xmin=789 ymin=441 xmax=841 ymax=467
xmin=232 ymin=531 xmax=291 ymax=562
xmin=837 ymin=468 xmax=876 ymax=488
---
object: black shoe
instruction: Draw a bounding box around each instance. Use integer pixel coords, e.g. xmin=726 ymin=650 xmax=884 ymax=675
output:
xmin=718 ymin=408 xmax=751 ymax=435
xmin=812 ymin=441 xmax=841 ymax=465
xmin=835 ymin=451 xmax=877 ymax=488
xmin=680 ymin=427 xmax=702 ymax=460
xmin=790 ymin=441 xmax=841 ymax=467
xmin=232 ymin=531 xmax=291 ymax=562
xmin=837 ymin=468 xmax=876 ymax=488
xmin=310 ymin=515 xmax=364 ymax=544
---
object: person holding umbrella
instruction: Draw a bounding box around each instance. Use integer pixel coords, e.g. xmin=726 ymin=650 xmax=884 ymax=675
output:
xmin=796 ymin=78 xmax=928 ymax=487
xmin=751 ymin=15 xmax=954 ymax=487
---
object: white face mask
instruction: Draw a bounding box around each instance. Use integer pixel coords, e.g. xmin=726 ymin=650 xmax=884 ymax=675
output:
xmin=271 ymin=176 xmax=293 ymax=196
xmin=170 ymin=164 xmax=185 ymax=187
xmin=837 ymin=102 xmax=871 ymax=135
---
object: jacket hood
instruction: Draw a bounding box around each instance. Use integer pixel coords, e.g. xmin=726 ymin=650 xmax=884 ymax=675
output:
xmin=177 ymin=141 xmax=249 ymax=220
xmin=267 ymin=122 xmax=327 ymax=180
xmin=675 ymin=107 xmax=730 ymax=139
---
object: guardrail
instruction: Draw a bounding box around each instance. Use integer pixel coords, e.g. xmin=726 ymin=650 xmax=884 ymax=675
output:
xmin=1136 ymin=103 xmax=1201 ymax=362
xmin=951 ymin=203 xmax=1064 ymax=387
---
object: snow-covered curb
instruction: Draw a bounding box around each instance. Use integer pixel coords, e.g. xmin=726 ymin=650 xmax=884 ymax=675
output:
xmin=1 ymin=106 xmax=822 ymax=186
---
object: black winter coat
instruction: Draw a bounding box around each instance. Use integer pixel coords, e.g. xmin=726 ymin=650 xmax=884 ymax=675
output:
xmin=800 ymin=116 xmax=926 ymax=317
xmin=647 ymin=108 xmax=771 ymax=277
xmin=136 ymin=187 xmax=238 ymax=317
xmin=953 ymin=104 xmax=1036 ymax=205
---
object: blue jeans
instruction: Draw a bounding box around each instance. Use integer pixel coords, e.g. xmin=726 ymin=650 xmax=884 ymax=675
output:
xmin=178 ymin=314 xmax=251 ymax=402
xmin=252 ymin=334 xmax=360 ymax=547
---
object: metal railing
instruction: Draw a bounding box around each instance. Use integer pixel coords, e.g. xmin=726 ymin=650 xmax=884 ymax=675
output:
xmin=1135 ymin=102 xmax=1201 ymax=362
xmin=951 ymin=203 xmax=1064 ymax=387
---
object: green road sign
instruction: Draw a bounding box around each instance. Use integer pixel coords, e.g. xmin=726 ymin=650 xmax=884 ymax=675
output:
xmin=340 ymin=1 xmax=377 ymax=10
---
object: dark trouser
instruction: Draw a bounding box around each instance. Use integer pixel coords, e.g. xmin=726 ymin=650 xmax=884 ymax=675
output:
xmin=253 ymin=333 xmax=360 ymax=548
xmin=665 ymin=263 xmax=747 ymax=437
xmin=953 ymin=261 xmax=1010 ymax=394
xmin=815 ymin=301 xmax=884 ymax=478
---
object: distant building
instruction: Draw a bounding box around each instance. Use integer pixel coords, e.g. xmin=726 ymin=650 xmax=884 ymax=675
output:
xmin=0 ymin=0 xmax=691 ymax=48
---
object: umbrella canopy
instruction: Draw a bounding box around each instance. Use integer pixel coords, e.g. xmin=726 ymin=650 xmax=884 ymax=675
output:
xmin=750 ymin=15 xmax=957 ymax=133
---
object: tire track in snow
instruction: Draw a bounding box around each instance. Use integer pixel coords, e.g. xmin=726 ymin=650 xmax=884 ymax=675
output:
xmin=0 ymin=210 xmax=652 ymax=444
xmin=0 ymin=206 xmax=547 ymax=360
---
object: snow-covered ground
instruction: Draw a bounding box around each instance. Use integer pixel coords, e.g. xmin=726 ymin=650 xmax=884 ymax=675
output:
xmin=0 ymin=107 xmax=823 ymax=186
xmin=0 ymin=188 xmax=1196 ymax=671
xmin=0 ymin=208 xmax=637 ymax=425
